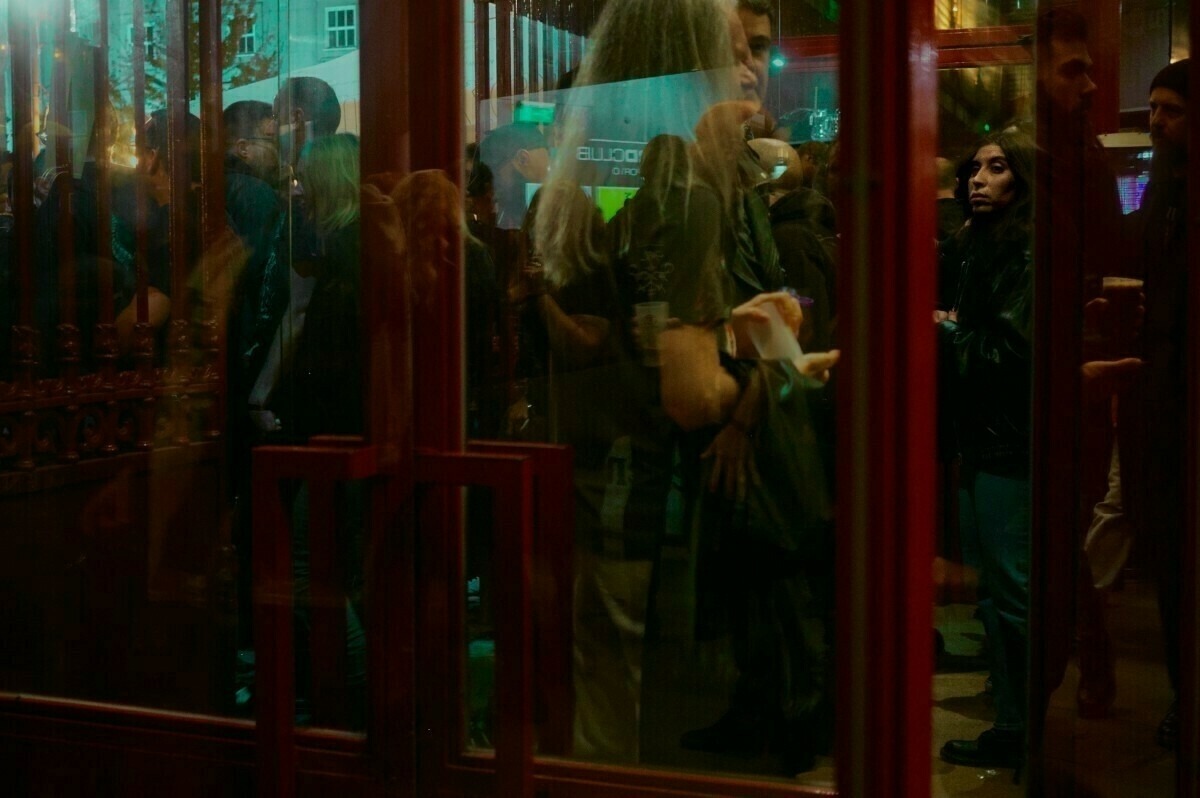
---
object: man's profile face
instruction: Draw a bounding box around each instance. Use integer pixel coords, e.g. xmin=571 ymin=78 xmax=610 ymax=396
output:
xmin=1042 ymin=37 xmax=1096 ymax=117
xmin=1149 ymin=86 xmax=1187 ymax=155
xmin=727 ymin=10 xmax=759 ymax=104
xmin=242 ymin=117 xmax=280 ymax=181
xmin=737 ymin=9 xmax=772 ymax=103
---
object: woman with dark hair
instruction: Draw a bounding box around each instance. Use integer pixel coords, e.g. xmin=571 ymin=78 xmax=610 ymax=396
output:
xmin=937 ymin=130 xmax=1036 ymax=772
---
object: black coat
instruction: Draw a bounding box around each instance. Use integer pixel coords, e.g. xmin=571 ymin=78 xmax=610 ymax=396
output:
xmin=938 ymin=226 xmax=1033 ymax=476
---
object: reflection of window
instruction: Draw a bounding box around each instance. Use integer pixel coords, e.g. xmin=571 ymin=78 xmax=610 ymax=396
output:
xmin=326 ymin=6 xmax=357 ymax=50
xmin=127 ymin=24 xmax=156 ymax=61
xmin=237 ymin=22 xmax=257 ymax=56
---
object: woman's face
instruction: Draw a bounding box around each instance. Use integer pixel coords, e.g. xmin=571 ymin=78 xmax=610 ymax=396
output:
xmin=968 ymin=143 xmax=1017 ymax=215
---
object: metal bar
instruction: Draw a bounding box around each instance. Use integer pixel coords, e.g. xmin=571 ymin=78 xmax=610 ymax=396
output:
xmin=838 ymin=1 xmax=937 ymax=795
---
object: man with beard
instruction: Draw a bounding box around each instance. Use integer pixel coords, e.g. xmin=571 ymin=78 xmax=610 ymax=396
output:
xmin=1123 ymin=59 xmax=1189 ymax=750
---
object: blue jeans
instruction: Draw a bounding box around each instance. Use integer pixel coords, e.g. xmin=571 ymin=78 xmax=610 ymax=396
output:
xmin=959 ymin=469 xmax=1030 ymax=732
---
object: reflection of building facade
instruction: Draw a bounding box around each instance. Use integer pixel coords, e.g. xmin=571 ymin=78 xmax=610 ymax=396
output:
xmin=96 ymin=0 xmax=361 ymax=106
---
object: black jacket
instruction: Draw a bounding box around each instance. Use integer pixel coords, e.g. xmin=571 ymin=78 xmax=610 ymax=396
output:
xmin=938 ymin=227 xmax=1033 ymax=476
xmin=768 ymin=188 xmax=836 ymax=351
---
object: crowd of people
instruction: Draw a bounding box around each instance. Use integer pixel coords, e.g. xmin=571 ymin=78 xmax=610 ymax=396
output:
xmin=4 ymin=0 xmax=1190 ymax=783
xmin=934 ymin=9 xmax=1189 ymax=777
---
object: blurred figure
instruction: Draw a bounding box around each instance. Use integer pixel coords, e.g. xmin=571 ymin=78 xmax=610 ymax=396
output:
xmin=273 ymin=76 xmax=343 ymax=173
xmin=736 ymin=0 xmax=777 ymax=138
xmin=539 ymin=0 xmax=838 ymax=773
xmin=935 ymin=156 xmax=965 ymax=242
xmin=1123 ymin=59 xmax=1189 ymax=750
xmin=1030 ymin=8 xmax=1127 ymax=729
xmin=937 ymin=130 xmax=1036 ymax=772
xmin=110 ymin=109 xmax=203 ymax=354
xmin=747 ymin=138 xmax=834 ymax=350
xmin=222 ymin=99 xmax=286 ymax=658
xmin=269 ymin=132 xmax=367 ymax=726
xmin=478 ymin=123 xmax=549 ymax=232
xmin=795 ymin=141 xmax=829 ymax=190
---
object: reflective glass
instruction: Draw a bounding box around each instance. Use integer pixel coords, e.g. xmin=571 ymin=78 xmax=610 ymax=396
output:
xmin=464 ymin=0 xmax=840 ymax=787
xmin=0 ymin=0 xmax=367 ymax=733
xmin=932 ymin=3 xmax=1190 ymax=795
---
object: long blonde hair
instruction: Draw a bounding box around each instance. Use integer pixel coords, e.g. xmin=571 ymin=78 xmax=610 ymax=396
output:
xmin=298 ymin=133 xmax=360 ymax=236
xmin=391 ymin=169 xmax=461 ymax=302
xmin=534 ymin=0 xmax=743 ymax=287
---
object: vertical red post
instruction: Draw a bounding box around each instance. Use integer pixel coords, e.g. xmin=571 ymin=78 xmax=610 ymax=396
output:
xmin=360 ymin=0 xmax=416 ymax=791
xmin=1180 ymin=10 xmax=1200 ymax=795
xmin=1079 ymin=0 xmax=1121 ymax=134
xmin=837 ymin=1 xmax=937 ymax=796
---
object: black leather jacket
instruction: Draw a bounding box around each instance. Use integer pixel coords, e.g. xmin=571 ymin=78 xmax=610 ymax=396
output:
xmin=938 ymin=228 xmax=1033 ymax=477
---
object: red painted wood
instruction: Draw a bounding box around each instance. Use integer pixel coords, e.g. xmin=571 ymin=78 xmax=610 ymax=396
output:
xmin=1182 ymin=13 xmax=1200 ymax=795
xmin=92 ymin=4 xmax=116 ymax=385
xmin=360 ymin=0 xmax=409 ymax=176
xmin=308 ymin=479 xmax=348 ymax=729
xmin=936 ymin=45 xmax=1031 ymax=68
xmin=933 ymin=24 xmax=1034 ymax=49
xmin=1080 ymin=0 xmax=1121 ymax=134
xmin=837 ymin=2 xmax=937 ymax=797
xmin=252 ymin=447 xmax=297 ymax=798
xmin=418 ymin=451 xmax=535 ymax=797
xmin=468 ymin=441 xmax=574 ymax=756
xmin=780 ymin=26 xmax=1034 ymax=72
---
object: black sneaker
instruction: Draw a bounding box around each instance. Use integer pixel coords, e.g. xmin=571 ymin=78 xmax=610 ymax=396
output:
xmin=940 ymin=727 xmax=1023 ymax=769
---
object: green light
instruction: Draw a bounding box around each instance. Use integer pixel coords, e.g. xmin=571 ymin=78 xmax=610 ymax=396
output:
xmin=771 ymin=56 xmax=786 ymax=68
xmin=983 ymin=123 xmax=991 ymax=132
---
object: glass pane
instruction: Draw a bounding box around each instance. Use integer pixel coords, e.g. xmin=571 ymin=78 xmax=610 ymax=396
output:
xmin=0 ymin=0 xmax=368 ymax=733
xmin=935 ymin=0 xmax=1037 ymax=30
xmin=933 ymin=3 xmax=1190 ymax=795
xmin=465 ymin=0 xmax=839 ymax=787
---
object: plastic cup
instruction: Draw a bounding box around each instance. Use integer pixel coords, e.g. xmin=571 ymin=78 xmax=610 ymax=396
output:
xmin=1101 ymin=276 xmax=1144 ymax=356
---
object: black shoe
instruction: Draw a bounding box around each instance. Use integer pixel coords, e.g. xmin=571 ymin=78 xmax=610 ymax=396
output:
xmin=940 ymin=728 xmax=1023 ymax=769
xmin=1156 ymin=700 xmax=1178 ymax=750
xmin=680 ymin=711 xmax=764 ymax=754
